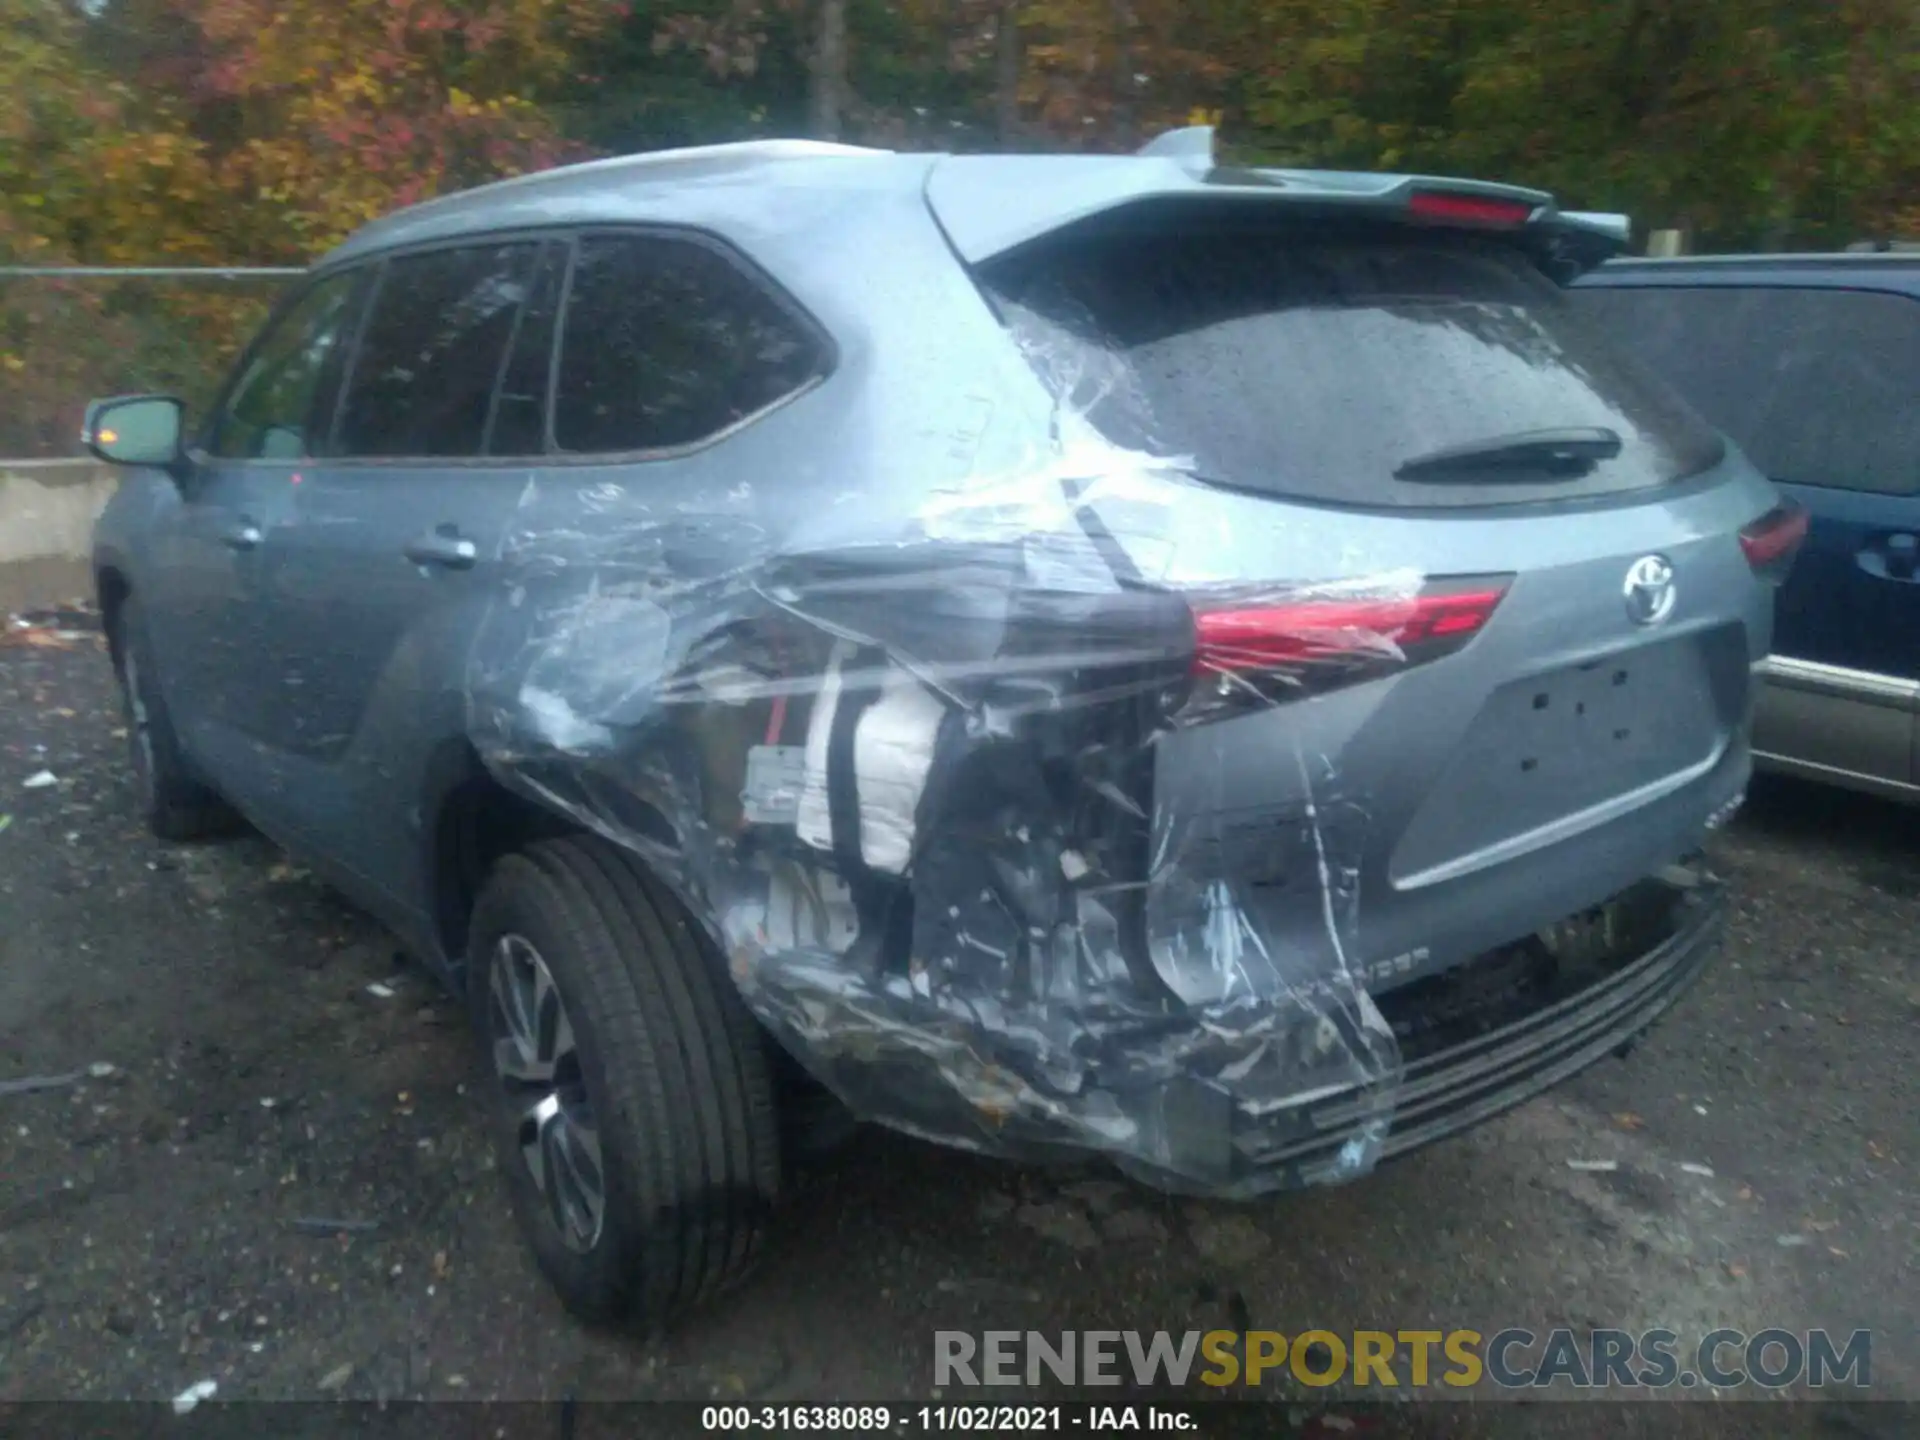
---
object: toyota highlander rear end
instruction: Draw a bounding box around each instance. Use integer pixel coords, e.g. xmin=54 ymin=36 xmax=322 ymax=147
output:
xmin=845 ymin=139 xmax=1800 ymax=1190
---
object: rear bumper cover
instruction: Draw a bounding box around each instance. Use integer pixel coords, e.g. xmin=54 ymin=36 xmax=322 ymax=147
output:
xmin=1224 ymin=868 xmax=1725 ymax=1190
xmin=740 ymin=863 xmax=1724 ymax=1199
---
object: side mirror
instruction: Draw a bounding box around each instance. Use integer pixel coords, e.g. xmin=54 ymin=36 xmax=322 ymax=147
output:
xmin=83 ymin=395 xmax=186 ymax=470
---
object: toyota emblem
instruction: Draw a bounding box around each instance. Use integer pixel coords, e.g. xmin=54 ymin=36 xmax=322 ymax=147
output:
xmin=1623 ymin=554 xmax=1676 ymax=626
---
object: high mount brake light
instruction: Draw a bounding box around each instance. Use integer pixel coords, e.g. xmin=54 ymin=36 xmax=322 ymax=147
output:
xmin=1739 ymin=503 xmax=1809 ymax=571
xmin=1407 ymin=191 xmax=1535 ymax=228
xmin=1190 ymin=583 xmax=1511 ymax=679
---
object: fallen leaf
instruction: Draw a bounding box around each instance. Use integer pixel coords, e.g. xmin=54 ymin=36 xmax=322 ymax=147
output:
xmin=0 ymin=814 xmax=11 ymax=834
xmin=1866 ymin=1140 xmax=1887 ymax=1160
xmin=1613 ymin=1112 xmax=1645 ymax=1131
xmin=1828 ymin=1247 xmax=1849 ymax=1259
xmin=0 ymin=628 xmax=73 ymax=651
xmin=1724 ymin=1262 xmax=1747 ymax=1279
xmin=171 ymin=1379 xmax=217 ymax=1415
xmin=1738 ymin=1185 xmax=1754 ymax=1200
xmin=1802 ymin=1217 xmax=1839 ymax=1233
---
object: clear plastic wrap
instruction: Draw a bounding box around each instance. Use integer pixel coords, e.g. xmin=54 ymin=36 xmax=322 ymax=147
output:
xmin=463 ymin=415 xmax=1421 ymax=1198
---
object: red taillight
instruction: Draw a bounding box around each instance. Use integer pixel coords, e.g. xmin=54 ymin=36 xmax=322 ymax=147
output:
xmin=1407 ymin=190 xmax=1536 ymax=228
xmin=1740 ymin=502 xmax=1809 ymax=571
xmin=1192 ymin=583 xmax=1510 ymax=677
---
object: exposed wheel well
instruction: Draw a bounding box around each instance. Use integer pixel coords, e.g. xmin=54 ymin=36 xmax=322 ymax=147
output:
xmin=430 ymin=751 xmax=848 ymax=1150
xmin=431 ymin=756 xmax=577 ymax=986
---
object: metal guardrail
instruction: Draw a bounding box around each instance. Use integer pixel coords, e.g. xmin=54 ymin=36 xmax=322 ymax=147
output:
xmin=0 ymin=266 xmax=306 ymax=278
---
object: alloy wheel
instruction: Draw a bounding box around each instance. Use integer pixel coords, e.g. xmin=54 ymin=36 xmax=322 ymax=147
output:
xmin=486 ymin=934 xmax=606 ymax=1253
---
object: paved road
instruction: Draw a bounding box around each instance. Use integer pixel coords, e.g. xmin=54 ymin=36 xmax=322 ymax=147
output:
xmin=0 ymin=622 xmax=1912 ymax=1436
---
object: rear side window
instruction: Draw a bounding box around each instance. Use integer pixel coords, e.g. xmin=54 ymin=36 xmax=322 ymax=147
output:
xmin=980 ymin=220 xmax=1724 ymax=508
xmin=553 ymin=233 xmax=826 ymax=454
xmin=1574 ymin=284 xmax=1920 ymax=496
xmin=336 ymin=242 xmax=539 ymax=458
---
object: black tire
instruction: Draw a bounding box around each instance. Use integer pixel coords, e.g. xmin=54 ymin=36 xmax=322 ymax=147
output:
xmin=466 ymin=834 xmax=781 ymax=1327
xmin=110 ymin=595 xmax=239 ymax=842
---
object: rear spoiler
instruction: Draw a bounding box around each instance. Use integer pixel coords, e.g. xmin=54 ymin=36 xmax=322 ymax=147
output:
xmin=927 ymin=126 xmax=1633 ymax=283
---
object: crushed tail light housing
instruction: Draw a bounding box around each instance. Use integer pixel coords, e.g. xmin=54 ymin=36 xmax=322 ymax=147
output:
xmin=1739 ymin=502 xmax=1809 ymax=575
xmin=1181 ymin=576 xmax=1512 ymax=722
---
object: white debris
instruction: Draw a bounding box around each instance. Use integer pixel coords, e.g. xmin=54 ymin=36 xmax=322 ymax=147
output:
xmin=518 ymin=686 xmax=612 ymax=754
xmin=22 ymin=771 xmax=57 ymax=790
xmin=1567 ymin=1159 xmax=1620 ymax=1173
xmin=1776 ymin=1234 xmax=1810 ymax=1248
xmin=1679 ymin=1162 xmax=1716 ymax=1177
xmin=317 ymin=1362 xmax=354 ymax=1392
xmin=85 ymin=1062 xmax=116 ymax=1079
xmin=365 ymin=982 xmax=396 ymax=999
xmin=172 ymin=1379 xmax=218 ymax=1415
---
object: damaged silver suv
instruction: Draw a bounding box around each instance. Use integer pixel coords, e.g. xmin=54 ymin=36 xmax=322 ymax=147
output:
xmin=86 ymin=129 xmax=1799 ymax=1326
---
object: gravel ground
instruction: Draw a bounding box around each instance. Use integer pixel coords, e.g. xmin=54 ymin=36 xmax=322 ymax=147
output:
xmin=0 ymin=615 xmax=1913 ymax=1437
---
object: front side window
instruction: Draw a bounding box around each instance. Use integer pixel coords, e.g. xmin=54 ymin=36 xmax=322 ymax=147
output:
xmin=209 ymin=270 xmax=363 ymax=460
xmin=1575 ymin=284 xmax=1920 ymax=496
xmin=553 ymin=233 xmax=827 ymax=454
xmin=336 ymin=242 xmax=540 ymax=459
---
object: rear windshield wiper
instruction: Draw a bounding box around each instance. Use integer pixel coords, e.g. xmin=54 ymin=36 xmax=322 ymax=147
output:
xmin=1393 ymin=426 xmax=1623 ymax=481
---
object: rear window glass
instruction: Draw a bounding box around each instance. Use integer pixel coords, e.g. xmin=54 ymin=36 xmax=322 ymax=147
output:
xmin=1573 ymin=283 xmax=1920 ymax=496
xmin=980 ymin=222 xmax=1724 ymax=508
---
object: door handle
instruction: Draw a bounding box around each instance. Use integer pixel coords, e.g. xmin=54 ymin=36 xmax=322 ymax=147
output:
xmin=404 ymin=527 xmax=479 ymax=571
xmin=221 ymin=519 xmax=262 ymax=551
xmin=1856 ymin=532 xmax=1919 ymax=583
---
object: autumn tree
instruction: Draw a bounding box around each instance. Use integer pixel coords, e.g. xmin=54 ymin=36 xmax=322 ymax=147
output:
xmin=1241 ymin=0 xmax=1920 ymax=248
xmin=83 ymin=0 xmax=625 ymax=260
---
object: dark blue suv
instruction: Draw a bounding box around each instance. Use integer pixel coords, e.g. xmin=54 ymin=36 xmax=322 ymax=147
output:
xmin=1575 ymin=255 xmax=1920 ymax=803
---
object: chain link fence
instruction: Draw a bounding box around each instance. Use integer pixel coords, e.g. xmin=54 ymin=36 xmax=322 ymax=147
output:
xmin=0 ymin=267 xmax=301 ymax=459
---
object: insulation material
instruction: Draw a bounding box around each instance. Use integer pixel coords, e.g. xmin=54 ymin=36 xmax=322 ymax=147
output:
xmin=462 ymin=416 xmax=1421 ymax=1198
xmin=794 ymin=642 xmax=948 ymax=876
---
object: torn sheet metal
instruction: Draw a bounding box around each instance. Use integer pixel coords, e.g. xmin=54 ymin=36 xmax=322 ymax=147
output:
xmin=464 ymin=435 xmax=1416 ymax=1197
